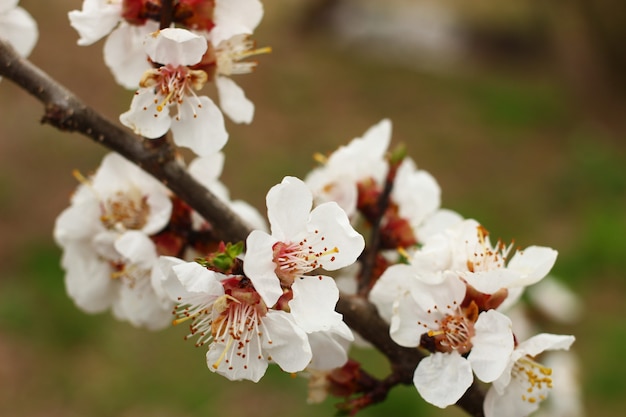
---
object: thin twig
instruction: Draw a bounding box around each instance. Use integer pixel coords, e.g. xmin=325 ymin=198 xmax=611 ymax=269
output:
xmin=357 ymin=159 xmax=400 ymax=295
xmin=160 ymin=0 xmax=174 ymax=29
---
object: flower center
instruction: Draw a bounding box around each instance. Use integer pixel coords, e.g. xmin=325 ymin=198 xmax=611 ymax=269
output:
xmin=173 ymin=0 xmax=215 ymax=31
xmin=173 ymin=277 xmax=271 ymax=372
xmin=140 ymin=64 xmax=208 ymax=114
xmin=513 ymin=356 xmax=553 ymax=405
xmin=216 ymin=34 xmax=271 ymax=76
xmin=427 ymin=312 xmax=475 ymax=354
xmin=210 ymin=296 xmax=266 ymax=372
xmin=272 ymin=238 xmax=339 ymax=286
xmin=466 ymin=224 xmax=514 ymax=273
xmin=100 ymin=191 xmax=150 ymax=231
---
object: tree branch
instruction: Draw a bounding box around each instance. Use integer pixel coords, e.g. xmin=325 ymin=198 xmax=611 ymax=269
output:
xmin=0 ymin=39 xmax=252 ymax=244
xmin=0 ymin=38 xmax=485 ymax=416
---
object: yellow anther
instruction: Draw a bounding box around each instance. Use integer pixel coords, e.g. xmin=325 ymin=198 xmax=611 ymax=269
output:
xmin=313 ymin=152 xmax=328 ymax=164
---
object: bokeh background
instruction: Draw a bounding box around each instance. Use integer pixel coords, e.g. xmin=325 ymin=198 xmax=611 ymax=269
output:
xmin=1 ymin=1 xmax=625 ymax=416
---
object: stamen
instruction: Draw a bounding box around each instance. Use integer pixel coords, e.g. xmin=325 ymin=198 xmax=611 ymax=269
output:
xmin=313 ymin=152 xmax=328 ymax=165
xmin=72 ymin=169 xmax=90 ymax=186
xmin=156 ymin=89 xmax=176 ymax=112
xmin=212 ymin=337 xmax=235 ymax=369
xmin=239 ymin=46 xmax=272 ymax=59
xmin=514 ymin=356 xmax=553 ymax=404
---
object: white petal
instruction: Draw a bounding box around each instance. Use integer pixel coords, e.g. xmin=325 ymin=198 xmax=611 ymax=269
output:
xmin=265 ymin=176 xmax=312 ymax=241
xmin=120 ymin=88 xmax=172 ymax=139
xmin=393 ymin=158 xmax=441 ymax=227
xmin=305 ymin=172 xmax=358 ymax=217
xmin=207 ymin=338 xmax=267 ymax=382
xmin=413 ymin=352 xmax=473 ymax=408
xmin=54 ymin=196 xmax=102 ymax=245
xmin=262 ymin=310 xmax=312 ymax=373
xmin=389 ymin=295 xmax=427 ymax=347
xmin=0 ymin=6 xmax=38 ymax=57
xmin=359 ymin=118 xmax=392 ymax=158
xmin=307 ymin=327 xmax=352 ymax=370
xmin=307 ymin=202 xmax=365 ymax=270
xmin=112 ymin=275 xmax=172 ymax=330
xmin=215 ymin=76 xmax=254 ymax=124
xmin=68 ymin=0 xmax=121 ymax=46
xmin=507 ymin=246 xmax=558 ymax=287
xmin=327 ymin=119 xmax=392 ymax=171
xmin=114 ymin=230 xmax=158 ymax=269
xmin=172 ymin=261 xmax=224 ymax=295
xmin=243 ymin=230 xmax=283 ymax=307
xmin=170 ymin=96 xmax=229 ymax=156
xmin=142 ymin=189 xmax=173 ymax=235
xmin=145 ymin=28 xmax=207 ymax=66
xmin=409 ymin=234 xmax=454 ymax=274
xmin=0 ymin=0 xmax=19 ymax=13
xmin=409 ymin=273 xmax=466 ymax=316
xmin=468 ymin=310 xmax=514 ymax=382
xmin=155 ymin=256 xmax=188 ymax=301
xmin=211 ymin=0 xmax=264 ymax=45
xmin=61 ymin=242 xmax=117 ymax=313
xmin=92 ymin=230 xmax=121 ymax=261
xmin=416 ymin=209 xmax=463 ymax=242
xmin=484 ymin=382 xmax=538 ymax=417
xmin=463 ymin=269 xmax=522 ymax=294
xmin=369 ymin=263 xmax=414 ymax=322
xmin=517 ymin=333 xmax=575 ymax=357
xmin=289 ymin=275 xmax=342 ymax=333
xmin=188 ymin=153 xmax=226 ymax=187
xmin=104 ymin=22 xmax=156 ymax=89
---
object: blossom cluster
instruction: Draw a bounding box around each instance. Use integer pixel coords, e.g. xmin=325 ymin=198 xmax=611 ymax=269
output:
xmin=70 ymin=0 xmax=268 ymax=156
xmin=305 ymin=119 xmax=576 ymax=415
xmin=37 ymin=1 xmax=582 ymax=416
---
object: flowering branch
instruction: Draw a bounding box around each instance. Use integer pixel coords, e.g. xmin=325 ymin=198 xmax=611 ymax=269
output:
xmin=1 ymin=0 xmax=583 ymax=415
xmin=337 ymin=295 xmax=486 ymax=417
xmin=0 ymin=38 xmax=252 ymax=244
xmin=0 ymin=36 xmax=489 ymax=416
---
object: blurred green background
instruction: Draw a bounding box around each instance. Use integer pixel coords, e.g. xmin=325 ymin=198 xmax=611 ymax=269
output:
xmin=1 ymin=1 xmax=625 ymax=416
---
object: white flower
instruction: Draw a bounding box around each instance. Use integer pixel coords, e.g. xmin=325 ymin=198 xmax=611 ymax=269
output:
xmin=369 ymin=233 xmax=456 ymax=323
xmin=379 ymin=273 xmax=514 ymax=408
xmin=119 ymin=28 xmax=228 ymax=156
xmin=533 ymin=351 xmax=584 ymax=417
xmin=0 ymin=0 xmax=38 ymax=58
xmin=392 ymin=157 xmax=463 ymax=242
xmin=212 ymin=34 xmax=271 ymax=124
xmin=243 ymin=176 xmax=364 ymax=367
xmin=244 ymin=176 xmax=365 ymax=308
xmin=159 ymin=257 xmax=313 ymax=382
xmin=305 ymin=119 xmax=392 ymax=216
xmin=484 ymin=333 xmax=575 ymax=417
xmin=54 ymin=153 xmax=173 ymax=330
xmin=442 ymin=219 xmax=558 ymax=295
xmin=68 ymin=0 xmax=156 ymax=88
